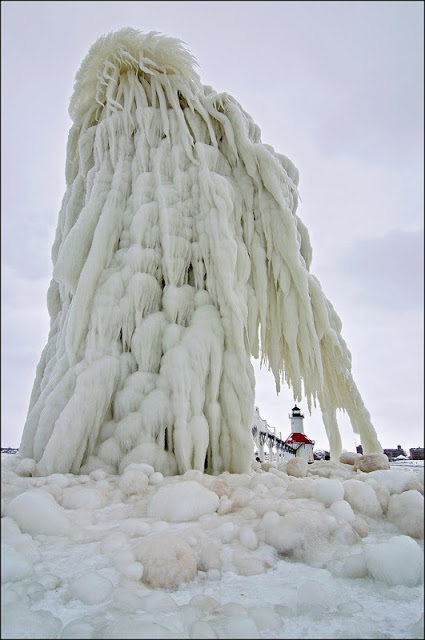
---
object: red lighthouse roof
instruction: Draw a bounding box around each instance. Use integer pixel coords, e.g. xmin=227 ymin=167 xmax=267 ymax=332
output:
xmin=285 ymin=432 xmax=314 ymax=445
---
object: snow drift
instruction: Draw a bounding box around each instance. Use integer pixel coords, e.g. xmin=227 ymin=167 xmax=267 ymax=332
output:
xmin=19 ymin=27 xmax=382 ymax=475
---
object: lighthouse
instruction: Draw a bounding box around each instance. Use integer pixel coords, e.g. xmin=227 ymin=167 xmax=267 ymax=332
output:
xmin=290 ymin=405 xmax=305 ymax=434
xmin=284 ymin=405 xmax=315 ymax=463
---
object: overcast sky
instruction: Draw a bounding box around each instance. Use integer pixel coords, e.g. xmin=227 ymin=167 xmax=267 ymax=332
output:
xmin=1 ymin=1 xmax=423 ymax=453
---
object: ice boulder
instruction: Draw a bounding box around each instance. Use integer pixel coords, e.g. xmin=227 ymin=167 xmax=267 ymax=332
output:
xmin=296 ymin=579 xmax=339 ymax=613
xmin=147 ymin=481 xmax=219 ymax=522
xmin=311 ymin=478 xmax=344 ymax=506
xmin=339 ymin=451 xmax=359 ymax=465
xmin=364 ymin=535 xmax=424 ymax=586
xmin=61 ymin=486 xmax=105 ymax=509
xmin=68 ymin=571 xmax=114 ymax=604
xmin=15 ymin=458 xmax=37 ymax=477
xmin=329 ymin=500 xmax=355 ymax=523
xmin=387 ymin=490 xmax=424 ymax=538
xmin=135 ymin=533 xmax=197 ymax=588
xmin=343 ymin=479 xmax=383 ymax=518
xmin=284 ymin=458 xmax=308 ymax=477
xmin=366 ymin=469 xmax=423 ymax=495
xmin=119 ymin=468 xmax=149 ymax=496
xmin=264 ymin=510 xmax=336 ymax=560
xmin=119 ymin=443 xmax=177 ymax=476
xmin=354 ymin=453 xmax=390 ymax=472
xmin=5 ymin=489 xmax=69 ymax=536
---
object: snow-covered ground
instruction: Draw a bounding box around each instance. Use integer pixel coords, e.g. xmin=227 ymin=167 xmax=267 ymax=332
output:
xmin=1 ymin=453 xmax=423 ymax=639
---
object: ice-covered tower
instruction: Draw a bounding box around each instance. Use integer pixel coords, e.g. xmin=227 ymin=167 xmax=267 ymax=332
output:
xmin=289 ymin=405 xmax=304 ymax=434
xmin=19 ymin=28 xmax=383 ymax=476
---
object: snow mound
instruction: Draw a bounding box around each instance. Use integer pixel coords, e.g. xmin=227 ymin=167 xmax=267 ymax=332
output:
xmin=135 ymin=534 xmax=197 ymax=588
xmin=68 ymin=571 xmax=114 ymax=604
xmin=387 ymin=490 xmax=424 ymax=538
xmin=5 ymin=489 xmax=69 ymax=536
xmin=364 ymin=535 xmax=424 ymax=586
xmin=147 ymin=481 xmax=219 ymax=522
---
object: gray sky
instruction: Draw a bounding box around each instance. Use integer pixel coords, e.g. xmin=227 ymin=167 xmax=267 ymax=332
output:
xmin=2 ymin=1 xmax=423 ymax=452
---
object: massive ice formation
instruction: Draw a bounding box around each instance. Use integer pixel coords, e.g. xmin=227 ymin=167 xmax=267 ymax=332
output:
xmin=19 ymin=28 xmax=382 ymax=475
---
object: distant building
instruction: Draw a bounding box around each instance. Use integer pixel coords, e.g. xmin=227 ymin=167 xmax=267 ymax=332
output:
xmin=313 ymin=449 xmax=330 ymax=461
xmin=384 ymin=445 xmax=407 ymax=461
xmin=410 ymin=447 xmax=424 ymax=460
xmin=356 ymin=445 xmax=363 ymax=455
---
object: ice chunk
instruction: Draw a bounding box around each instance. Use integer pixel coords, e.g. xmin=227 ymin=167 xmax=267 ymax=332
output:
xmin=99 ymin=619 xmax=176 ymax=639
xmin=138 ymin=591 xmax=178 ymax=612
xmin=329 ymin=499 xmax=355 ymax=523
xmin=249 ymin=606 xmax=282 ymax=632
xmin=134 ymin=533 xmax=197 ymax=588
xmin=339 ymin=552 xmax=368 ymax=579
xmin=354 ymin=453 xmax=390 ymax=472
xmin=147 ymin=481 xmax=219 ymax=521
xmin=149 ymin=471 xmax=164 ymax=485
xmin=5 ymin=489 xmax=69 ymax=536
xmin=119 ymin=443 xmax=177 ymax=476
xmin=364 ymin=535 xmax=424 ymax=586
xmin=15 ymin=458 xmax=37 ymax=477
xmin=61 ymin=486 xmax=105 ymax=509
xmin=339 ymin=451 xmax=359 ymax=465
xmin=189 ymin=620 xmax=217 ymax=639
xmin=239 ymin=525 xmax=258 ymax=550
xmin=1 ymin=543 xmax=33 ymax=582
xmin=1 ymin=601 xmax=62 ymax=639
xmin=119 ymin=469 xmax=149 ymax=496
xmin=366 ymin=469 xmax=423 ymax=495
xmin=343 ymin=479 xmax=383 ymax=518
xmin=211 ymin=614 xmax=259 ymax=639
xmin=311 ymin=478 xmax=344 ymax=506
xmin=61 ymin=620 xmax=95 ymax=639
xmin=284 ymin=458 xmax=308 ymax=477
xmin=296 ymin=579 xmax=339 ymax=613
xmin=387 ymin=490 xmax=424 ymax=538
xmin=68 ymin=571 xmax=113 ymax=604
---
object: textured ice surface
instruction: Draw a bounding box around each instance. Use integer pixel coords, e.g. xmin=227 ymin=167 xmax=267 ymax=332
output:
xmin=1 ymin=454 xmax=423 ymax=639
xmin=19 ymin=28 xmax=382 ymax=476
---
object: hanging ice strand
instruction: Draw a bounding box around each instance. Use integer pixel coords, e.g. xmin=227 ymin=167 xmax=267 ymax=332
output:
xmin=19 ymin=28 xmax=383 ymax=475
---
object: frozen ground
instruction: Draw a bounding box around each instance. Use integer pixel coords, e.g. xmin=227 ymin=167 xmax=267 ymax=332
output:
xmin=1 ymin=453 xmax=423 ymax=639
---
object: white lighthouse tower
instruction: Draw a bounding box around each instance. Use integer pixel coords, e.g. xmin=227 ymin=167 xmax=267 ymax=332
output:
xmin=290 ymin=405 xmax=305 ymax=434
xmin=284 ymin=405 xmax=315 ymax=463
